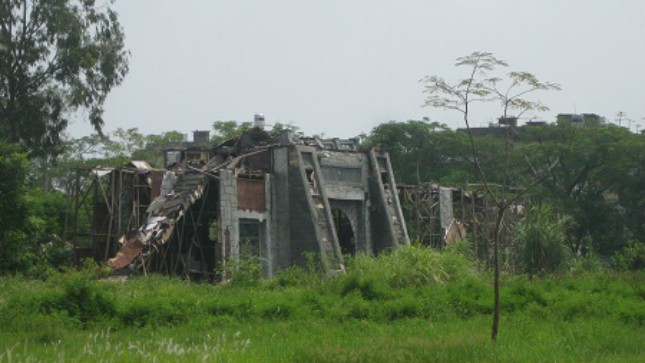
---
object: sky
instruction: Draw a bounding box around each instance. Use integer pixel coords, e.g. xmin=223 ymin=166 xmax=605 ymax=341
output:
xmin=69 ymin=0 xmax=645 ymax=139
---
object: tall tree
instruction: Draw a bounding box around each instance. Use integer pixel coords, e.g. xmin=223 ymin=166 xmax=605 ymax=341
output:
xmin=0 ymin=0 xmax=129 ymax=157
xmin=212 ymin=120 xmax=253 ymax=145
xmin=421 ymin=51 xmax=560 ymax=341
xmin=364 ymin=120 xmax=473 ymax=185
xmin=524 ymin=121 xmax=645 ymax=255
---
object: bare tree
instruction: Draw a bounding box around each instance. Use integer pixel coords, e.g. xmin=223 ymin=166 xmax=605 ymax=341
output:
xmin=421 ymin=51 xmax=560 ymax=341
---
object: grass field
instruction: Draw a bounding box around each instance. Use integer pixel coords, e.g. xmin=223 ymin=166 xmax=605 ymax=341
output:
xmin=1 ymin=246 xmax=644 ymax=362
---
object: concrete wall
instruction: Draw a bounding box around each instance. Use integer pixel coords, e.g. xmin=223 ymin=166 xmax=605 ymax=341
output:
xmin=269 ymin=147 xmax=292 ymax=270
xmin=218 ymin=145 xmax=408 ymax=275
xmin=219 ymin=170 xmax=239 ymax=263
xmin=285 ymin=147 xmax=321 ymax=267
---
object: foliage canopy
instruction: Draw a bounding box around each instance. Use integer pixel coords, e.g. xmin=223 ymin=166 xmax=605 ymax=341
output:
xmin=0 ymin=0 xmax=129 ymax=157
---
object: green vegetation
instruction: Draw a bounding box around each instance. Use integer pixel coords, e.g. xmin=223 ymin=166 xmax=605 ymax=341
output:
xmin=514 ymin=203 xmax=572 ymax=277
xmin=1 ymin=34 xmax=644 ymax=360
xmin=364 ymin=118 xmax=645 ymax=260
xmin=0 ymin=246 xmax=644 ymax=362
xmin=0 ymin=144 xmax=69 ymax=275
xmin=0 ymin=0 xmax=129 ymax=158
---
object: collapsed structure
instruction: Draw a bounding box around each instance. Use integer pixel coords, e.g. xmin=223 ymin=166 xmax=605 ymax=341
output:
xmin=396 ymin=183 xmax=522 ymax=265
xmin=90 ymin=127 xmax=409 ymax=277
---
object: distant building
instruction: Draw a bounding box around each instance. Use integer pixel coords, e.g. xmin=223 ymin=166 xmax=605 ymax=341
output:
xmin=556 ymin=113 xmax=603 ymax=127
xmin=457 ymin=113 xmax=606 ymax=137
xmin=161 ymin=130 xmax=212 ymax=167
xmin=525 ymin=120 xmax=547 ymax=127
xmin=456 ymin=116 xmax=543 ymax=138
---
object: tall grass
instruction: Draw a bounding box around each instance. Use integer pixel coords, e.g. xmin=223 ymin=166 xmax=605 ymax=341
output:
xmin=515 ymin=203 xmax=572 ymax=276
xmin=0 ymin=246 xmax=644 ymax=362
xmin=346 ymin=244 xmax=477 ymax=288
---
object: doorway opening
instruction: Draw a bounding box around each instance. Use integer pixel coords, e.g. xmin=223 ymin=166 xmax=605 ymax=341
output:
xmin=332 ymin=208 xmax=356 ymax=256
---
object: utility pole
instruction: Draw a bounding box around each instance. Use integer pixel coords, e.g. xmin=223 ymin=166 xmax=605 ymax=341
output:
xmin=616 ymin=111 xmax=626 ymax=127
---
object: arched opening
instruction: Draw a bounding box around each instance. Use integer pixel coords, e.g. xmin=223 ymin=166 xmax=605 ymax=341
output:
xmin=332 ymin=208 xmax=356 ymax=256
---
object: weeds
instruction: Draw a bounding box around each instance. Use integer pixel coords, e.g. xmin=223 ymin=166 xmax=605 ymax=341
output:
xmin=0 ymin=330 xmax=251 ymax=363
xmin=0 ymin=246 xmax=644 ymax=361
xmin=515 ymin=203 xmax=572 ymax=276
xmin=614 ymin=241 xmax=645 ymax=271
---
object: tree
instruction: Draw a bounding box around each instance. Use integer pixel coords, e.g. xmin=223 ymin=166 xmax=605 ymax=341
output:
xmin=212 ymin=120 xmax=304 ymax=145
xmin=524 ymin=120 xmax=645 ymax=255
xmin=421 ymin=51 xmax=560 ymax=340
xmin=0 ymin=142 xmax=73 ymax=274
xmin=0 ymin=0 xmax=129 ymax=157
xmin=364 ymin=120 xmax=474 ymax=185
xmin=133 ymin=130 xmax=185 ymax=166
xmin=212 ymin=120 xmax=253 ymax=145
xmin=0 ymin=142 xmax=28 ymax=244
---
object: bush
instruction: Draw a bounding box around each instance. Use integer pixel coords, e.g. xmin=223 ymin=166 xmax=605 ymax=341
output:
xmin=446 ymin=278 xmax=492 ymax=317
xmin=614 ymin=242 xmax=645 ymax=271
xmin=502 ymin=281 xmax=548 ymax=312
xmin=221 ymin=257 xmax=264 ymax=287
xmin=258 ymin=299 xmax=295 ymax=320
xmin=381 ymin=295 xmax=427 ymax=320
xmin=341 ymin=245 xmax=476 ymax=290
xmin=40 ymin=272 xmax=116 ymax=326
xmin=119 ymin=300 xmax=186 ymax=327
xmin=339 ymin=274 xmax=389 ymax=300
xmin=568 ymin=251 xmax=607 ymax=273
xmin=267 ymin=254 xmax=323 ymax=289
xmin=515 ymin=203 xmax=572 ymax=276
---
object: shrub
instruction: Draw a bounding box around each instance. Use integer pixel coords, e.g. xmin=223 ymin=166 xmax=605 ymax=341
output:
xmin=221 ymin=257 xmax=264 ymax=287
xmin=381 ymin=295 xmax=426 ymax=320
xmin=258 ymin=300 xmax=294 ymax=320
xmin=446 ymin=279 xmax=492 ymax=317
xmin=339 ymin=274 xmax=389 ymax=300
xmin=207 ymin=299 xmax=254 ymax=319
xmin=343 ymin=245 xmax=476 ymax=290
xmin=502 ymin=281 xmax=548 ymax=312
xmin=267 ymin=254 xmax=323 ymax=289
xmin=614 ymin=241 xmax=645 ymax=271
xmin=568 ymin=251 xmax=608 ymax=273
xmin=119 ymin=301 xmax=186 ymax=327
xmin=40 ymin=272 xmax=116 ymax=326
xmin=515 ymin=203 xmax=572 ymax=276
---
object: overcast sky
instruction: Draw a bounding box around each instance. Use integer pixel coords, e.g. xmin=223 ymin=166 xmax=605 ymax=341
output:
xmin=69 ymin=0 xmax=645 ymax=139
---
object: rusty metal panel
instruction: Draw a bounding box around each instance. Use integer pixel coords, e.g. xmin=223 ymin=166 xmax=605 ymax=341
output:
xmin=149 ymin=170 xmax=164 ymax=199
xmin=237 ymin=178 xmax=266 ymax=212
xmin=107 ymin=239 xmax=144 ymax=269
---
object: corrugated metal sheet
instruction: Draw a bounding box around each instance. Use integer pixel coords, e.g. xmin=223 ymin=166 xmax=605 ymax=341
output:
xmin=107 ymin=239 xmax=144 ymax=269
xmin=129 ymin=160 xmax=153 ymax=170
xmin=237 ymin=178 xmax=265 ymax=212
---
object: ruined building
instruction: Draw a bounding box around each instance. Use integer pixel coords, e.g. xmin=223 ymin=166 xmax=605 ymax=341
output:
xmin=89 ymin=126 xmax=409 ymax=277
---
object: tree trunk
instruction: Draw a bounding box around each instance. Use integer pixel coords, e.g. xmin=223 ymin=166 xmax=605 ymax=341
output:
xmin=491 ymin=207 xmax=505 ymax=341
